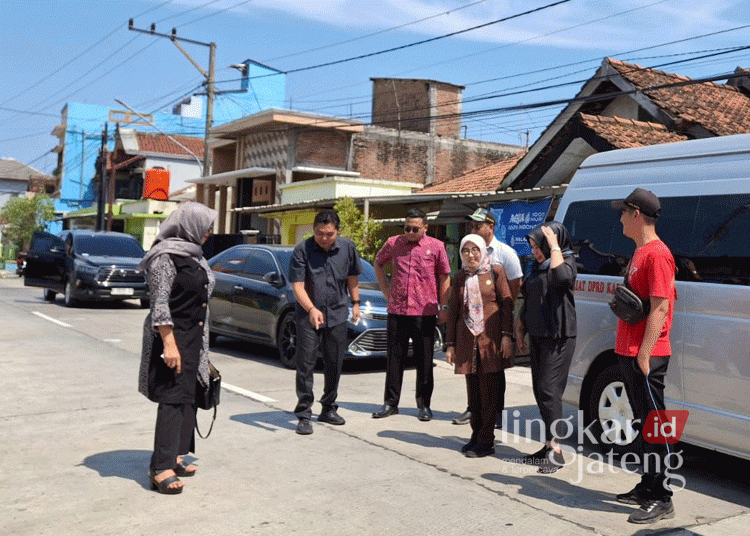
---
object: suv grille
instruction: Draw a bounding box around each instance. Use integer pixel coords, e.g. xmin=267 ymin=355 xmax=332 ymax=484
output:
xmin=351 ymin=329 xmax=388 ymax=352
xmin=96 ymin=267 xmax=145 ymax=284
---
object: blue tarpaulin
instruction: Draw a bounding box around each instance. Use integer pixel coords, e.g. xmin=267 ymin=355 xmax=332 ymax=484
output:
xmin=489 ymin=198 xmax=554 ymax=257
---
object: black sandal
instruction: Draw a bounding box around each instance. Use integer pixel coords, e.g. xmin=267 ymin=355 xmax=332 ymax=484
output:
xmin=174 ymin=460 xmax=196 ymax=477
xmin=149 ymin=470 xmax=183 ymax=494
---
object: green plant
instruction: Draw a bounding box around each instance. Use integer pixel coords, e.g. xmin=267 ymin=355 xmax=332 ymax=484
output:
xmin=0 ymin=194 xmax=55 ymax=251
xmin=334 ymin=197 xmax=384 ymax=263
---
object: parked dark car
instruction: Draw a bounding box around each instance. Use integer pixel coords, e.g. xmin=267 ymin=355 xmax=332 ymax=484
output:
xmin=24 ymin=230 xmax=149 ymax=308
xmin=207 ymin=244 xmax=443 ymax=368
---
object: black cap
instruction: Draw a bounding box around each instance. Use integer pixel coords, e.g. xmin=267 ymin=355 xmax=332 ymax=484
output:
xmin=466 ymin=207 xmax=495 ymax=224
xmin=611 ymin=188 xmax=661 ymax=218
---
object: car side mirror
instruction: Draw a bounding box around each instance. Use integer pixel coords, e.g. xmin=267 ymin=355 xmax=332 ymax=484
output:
xmin=263 ymin=271 xmax=283 ymax=286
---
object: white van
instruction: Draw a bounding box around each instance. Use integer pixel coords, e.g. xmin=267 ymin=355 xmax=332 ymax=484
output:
xmin=556 ymin=133 xmax=750 ymax=460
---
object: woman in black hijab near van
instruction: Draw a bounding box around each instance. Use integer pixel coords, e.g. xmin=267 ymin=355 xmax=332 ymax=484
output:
xmin=515 ymin=221 xmax=577 ymax=473
xmin=138 ymin=202 xmax=217 ymax=494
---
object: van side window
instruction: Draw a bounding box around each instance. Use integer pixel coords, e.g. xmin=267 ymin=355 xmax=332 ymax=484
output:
xmin=564 ymin=195 xmax=750 ymax=285
xmin=687 ymin=194 xmax=750 ymax=285
xmin=562 ymin=200 xmax=632 ymax=275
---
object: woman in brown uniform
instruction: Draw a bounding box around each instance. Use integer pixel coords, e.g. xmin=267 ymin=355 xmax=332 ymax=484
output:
xmin=445 ymin=234 xmax=514 ymax=458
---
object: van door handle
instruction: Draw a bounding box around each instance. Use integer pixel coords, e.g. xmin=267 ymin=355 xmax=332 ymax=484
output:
xmin=233 ymin=285 xmax=244 ymax=291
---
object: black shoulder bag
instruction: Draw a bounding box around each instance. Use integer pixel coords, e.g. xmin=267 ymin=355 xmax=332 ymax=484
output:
xmin=609 ymin=278 xmax=651 ymax=325
xmin=195 ymin=362 xmax=221 ymax=438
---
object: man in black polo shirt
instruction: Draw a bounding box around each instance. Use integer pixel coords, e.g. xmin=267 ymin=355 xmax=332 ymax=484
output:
xmin=290 ymin=209 xmax=362 ymax=435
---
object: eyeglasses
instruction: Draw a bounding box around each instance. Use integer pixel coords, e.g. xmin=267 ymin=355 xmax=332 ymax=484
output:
xmin=404 ymin=226 xmax=422 ymax=233
xmin=461 ymin=247 xmax=481 ymax=256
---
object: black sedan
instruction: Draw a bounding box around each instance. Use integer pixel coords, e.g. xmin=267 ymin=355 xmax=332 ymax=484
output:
xmin=207 ymin=244 xmax=442 ymax=368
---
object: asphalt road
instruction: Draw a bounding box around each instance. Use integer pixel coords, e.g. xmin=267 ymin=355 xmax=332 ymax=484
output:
xmin=1 ymin=274 xmax=748 ymax=536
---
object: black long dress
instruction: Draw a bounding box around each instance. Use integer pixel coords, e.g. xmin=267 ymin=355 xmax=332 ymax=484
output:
xmin=140 ymin=254 xmax=211 ymax=404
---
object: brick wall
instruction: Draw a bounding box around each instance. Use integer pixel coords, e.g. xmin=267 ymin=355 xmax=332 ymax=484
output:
xmin=433 ymin=85 xmax=462 ymax=138
xmin=296 ymin=129 xmax=349 ymax=169
xmin=351 ymin=127 xmax=518 ymax=186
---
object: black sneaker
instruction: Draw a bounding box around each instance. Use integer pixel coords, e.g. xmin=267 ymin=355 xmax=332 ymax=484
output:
xmin=628 ymin=499 xmax=675 ymax=524
xmin=616 ymin=485 xmax=651 ymax=505
xmin=318 ymin=409 xmax=345 ymax=425
xmin=523 ymin=446 xmax=550 ymax=465
xmin=460 ymin=440 xmax=477 ymax=453
xmin=465 ymin=444 xmax=495 ymax=458
xmin=296 ymin=419 xmax=313 ymax=435
xmin=538 ymin=449 xmax=565 ymax=474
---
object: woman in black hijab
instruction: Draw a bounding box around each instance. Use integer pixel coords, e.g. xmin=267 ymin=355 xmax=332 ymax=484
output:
xmin=138 ymin=202 xmax=217 ymax=494
xmin=515 ymin=221 xmax=577 ymax=473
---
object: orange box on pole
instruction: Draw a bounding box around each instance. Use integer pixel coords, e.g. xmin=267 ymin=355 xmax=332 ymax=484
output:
xmin=143 ymin=168 xmax=170 ymax=200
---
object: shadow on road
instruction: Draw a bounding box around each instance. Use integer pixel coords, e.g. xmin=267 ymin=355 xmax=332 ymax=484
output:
xmin=80 ymin=449 xmax=152 ymax=488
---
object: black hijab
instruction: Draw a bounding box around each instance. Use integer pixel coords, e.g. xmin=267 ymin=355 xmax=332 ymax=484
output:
xmin=526 ymin=221 xmax=574 ymax=271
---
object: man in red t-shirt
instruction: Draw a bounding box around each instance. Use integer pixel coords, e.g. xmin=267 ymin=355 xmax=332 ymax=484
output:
xmin=611 ymin=188 xmax=677 ymax=524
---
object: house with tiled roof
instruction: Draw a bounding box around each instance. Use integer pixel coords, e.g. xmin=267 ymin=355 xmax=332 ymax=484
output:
xmin=0 ymin=158 xmax=57 ymax=208
xmin=499 ymin=58 xmax=750 ymax=191
xmin=421 ymin=151 xmax=527 ymax=193
xmin=109 ymin=128 xmax=205 ymax=199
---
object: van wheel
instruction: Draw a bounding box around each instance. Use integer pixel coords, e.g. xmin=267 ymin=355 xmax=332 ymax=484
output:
xmin=587 ymin=364 xmax=641 ymax=455
xmin=43 ymin=288 xmax=56 ymax=302
xmin=63 ymin=279 xmax=77 ymax=308
xmin=277 ymin=312 xmax=297 ymax=369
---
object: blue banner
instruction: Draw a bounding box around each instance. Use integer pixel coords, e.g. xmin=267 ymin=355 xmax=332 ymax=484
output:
xmin=489 ymin=198 xmax=554 ymax=257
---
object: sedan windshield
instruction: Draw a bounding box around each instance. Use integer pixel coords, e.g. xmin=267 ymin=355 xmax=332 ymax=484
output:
xmin=74 ymin=236 xmax=145 ymax=258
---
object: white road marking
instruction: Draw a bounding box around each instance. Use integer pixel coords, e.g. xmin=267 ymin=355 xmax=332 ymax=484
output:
xmin=103 ymin=339 xmax=122 ymax=343
xmin=32 ymin=311 xmax=72 ymax=328
xmin=223 ymin=382 xmax=277 ymax=403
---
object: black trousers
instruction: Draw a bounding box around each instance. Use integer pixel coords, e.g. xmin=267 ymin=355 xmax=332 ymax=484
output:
xmin=294 ymin=320 xmax=347 ymax=420
xmin=151 ymin=402 xmax=196 ymax=472
xmin=529 ymin=336 xmax=576 ymax=443
xmin=466 ymin=358 xmax=503 ymax=446
xmin=618 ymin=354 xmax=673 ymax=500
xmin=384 ymin=314 xmax=436 ymax=408
xmin=464 ymin=369 xmax=506 ymax=424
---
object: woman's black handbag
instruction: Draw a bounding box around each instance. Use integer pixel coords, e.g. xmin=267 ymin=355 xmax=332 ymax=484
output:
xmin=196 ymin=363 xmax=221 ymax=438
xmin=609 ymin=281 xmax=651 ymax=324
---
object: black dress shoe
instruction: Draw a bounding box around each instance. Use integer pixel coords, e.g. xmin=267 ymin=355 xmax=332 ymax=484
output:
xmin=296 ymin=419 xmax=313 ymax=435
xmin=318 ymin=409 xmax=345 ymax=425
xmin=452 ymin=410 xmax=471 ymax=425
xmin=616 ymin=485 xmax=651 ymax=505
xmin=460 ymin=440 xmax=476 ymax=453
xmin=417 ymin=407 xmax=433 ymax=421
xmin=523 ymin=445 xmax=550 ymax=465
xmin=372 ymin=404 xmax=398 ymax=418
xmin=465 ymin=444 xmax=495 ymax=458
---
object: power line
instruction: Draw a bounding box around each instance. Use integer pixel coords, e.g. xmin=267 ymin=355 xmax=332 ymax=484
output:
xmin=263 ymin=0 xmax=490 ymax=62
xmin=0 ymin=0 xmax=174 ymax=108
xmin=219 ymin=0 xmax=572 ymax=82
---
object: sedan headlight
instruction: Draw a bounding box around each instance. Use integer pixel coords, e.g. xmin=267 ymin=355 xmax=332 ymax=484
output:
xmin=350 ymin=302 xmax=387 ymax=320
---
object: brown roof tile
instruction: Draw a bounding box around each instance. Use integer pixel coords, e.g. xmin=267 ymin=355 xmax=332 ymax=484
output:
xmin=135 ymin=132 xmax=204 ymax=158
xmin=422 ymin=152 xmax=526 ymax=193
xmin=578 ymin=113 xmax=689 ymax=148
xmin=608 ymin=59 xmax=750 ymax=135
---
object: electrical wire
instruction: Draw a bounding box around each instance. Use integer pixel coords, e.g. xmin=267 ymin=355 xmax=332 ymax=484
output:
xmin=263 ymin=0 xmax=490 ymax=62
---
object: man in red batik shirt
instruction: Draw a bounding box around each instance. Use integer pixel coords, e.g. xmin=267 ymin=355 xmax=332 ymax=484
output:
xmin=372 ymin=208 xmax=451 ymax=422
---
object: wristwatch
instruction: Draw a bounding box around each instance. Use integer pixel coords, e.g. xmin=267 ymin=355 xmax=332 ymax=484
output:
xmin=438 ymin=305 xmax=449 ymax=311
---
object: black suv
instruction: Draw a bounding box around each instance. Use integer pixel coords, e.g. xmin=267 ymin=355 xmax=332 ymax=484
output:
xmin=24 ymin=230 xmax=149 ymax=307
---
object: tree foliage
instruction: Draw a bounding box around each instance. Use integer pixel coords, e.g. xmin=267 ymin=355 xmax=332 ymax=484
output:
xmin=0 ymin=194 xmax=55 ymax=250
xmin=334 ymin=197 xmax=384 ymax=263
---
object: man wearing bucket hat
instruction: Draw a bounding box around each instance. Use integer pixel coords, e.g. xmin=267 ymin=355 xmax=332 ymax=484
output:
xmin=611 ymin=188 xmax=677 ymax=524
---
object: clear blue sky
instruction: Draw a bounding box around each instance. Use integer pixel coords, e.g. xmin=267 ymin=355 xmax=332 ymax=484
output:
xmin=1 ymin=0 xmax=749 ymax=175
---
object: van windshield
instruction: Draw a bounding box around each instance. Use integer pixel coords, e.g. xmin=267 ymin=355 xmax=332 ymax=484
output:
xmin=73 ymin=236 xmax=145 ymax=258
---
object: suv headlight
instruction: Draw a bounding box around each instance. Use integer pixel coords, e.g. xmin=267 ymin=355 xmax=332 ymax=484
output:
xmin=77 ymin=264 xmax=99 ymax=278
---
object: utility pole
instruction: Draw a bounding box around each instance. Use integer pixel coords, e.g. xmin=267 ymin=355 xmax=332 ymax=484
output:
xmin=96 ymin=123 xmax=108 ymax=231
xmin=128 ymin=20 xmax=216 ymax=203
